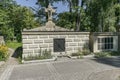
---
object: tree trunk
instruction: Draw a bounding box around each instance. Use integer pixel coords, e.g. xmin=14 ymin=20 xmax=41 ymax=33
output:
xmin=75 ymin=12 xmax=80 ymax=31
xmin=68 ymin=0 xmax=72 ymax=13
xmin=75 ymin=0 xmax=83 ymax=31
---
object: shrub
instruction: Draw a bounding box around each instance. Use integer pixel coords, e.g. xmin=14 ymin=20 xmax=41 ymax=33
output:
xmin=82 ymin=44 xmax=91 ymax=55
xmin=82 ymin=48 xmax=91 ymax=55
xmin=108 ymin=51 xmax=120 ymax=56
xmin=94 ymin=52 xmax=110 ymax=58
xmin=0 ymin=45 xmax=9 ymax=61
xmin=71 ymin=48 xmax=91 ymax=57
xmin=94 ymin=51 xmax=120 ymax=58
xmin=42 ymin=49 xmax=52 ymax=59
xmin=71 ymin=53 xmax=81 ymax=56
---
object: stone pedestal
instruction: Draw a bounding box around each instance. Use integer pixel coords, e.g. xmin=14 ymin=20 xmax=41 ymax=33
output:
xmin=0 ymin=36 xmax=5 ymax=44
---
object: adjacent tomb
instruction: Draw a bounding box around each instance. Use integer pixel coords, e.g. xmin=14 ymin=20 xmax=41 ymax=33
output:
xmin=90 ymin=32 xmax=118 ymax=52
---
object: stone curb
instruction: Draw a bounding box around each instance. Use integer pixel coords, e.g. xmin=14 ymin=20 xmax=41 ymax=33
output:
xmin=22 ymin=55 xmax=95 ymax=64
xmin=22 ymin=57 xmax=57 ymax=64
xmin=70 ymin=55 xmax=95 ymax=59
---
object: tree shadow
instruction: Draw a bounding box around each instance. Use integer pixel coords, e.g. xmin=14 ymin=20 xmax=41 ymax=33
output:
xmin=12 ymin=46 xmax=22 ymax=58
xmin=91 ymin=57 xmax=120 ymax=68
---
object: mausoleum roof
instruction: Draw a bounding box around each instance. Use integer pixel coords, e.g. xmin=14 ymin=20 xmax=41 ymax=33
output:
xmin=23 ymin=4 xmax=72 ymax=32
xmin=24 ymin=21 xmax=71 ymax=31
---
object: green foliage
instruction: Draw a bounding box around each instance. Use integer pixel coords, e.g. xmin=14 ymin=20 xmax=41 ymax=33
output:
xmin=0 ymin=0 xmax=120 ymax=43
xmin=56 ymin=12 xmax=76 ymax=29
xmin=0 ymin=0 xmax=39 ymax=42
xmin=10 ymin=6 xmax=39 ymax=42
xmin=24 ymin=49 xmax=52 ymax=61
xmin=71 ymin=49 xmax=84 ymax=59
xmin=0 ymin=0 xmax=15 ymax=41
xmin=71 ymin=52 xmax=81 ymax=57
xmin=36 ymin=0 xmax=60 ymax=23
xmin=82 ymin=43 xmax=91 ymax=55
xmin=42 ymin=49 xmax=52 ymax=59
xmin=82 ymin=48 xmax=91 ymax=55
xmin=94 ymin=51 xmax=120 ymax=58
xmin=94 ymin=52 xmax=110 ymax=58
xmin=0 ymin=45 xmax=9 ymax=61
xmin=71 ymin=47 xmax=91 ymax=57
xmin=6 ymin=41 xmax=22 ymax=50
xmin=71 ymin=53 xmax=79 ymax=57
xmin=86 ymin=0 xmax=120 ymax=32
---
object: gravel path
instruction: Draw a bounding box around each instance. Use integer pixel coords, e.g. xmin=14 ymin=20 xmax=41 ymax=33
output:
xmin=0 ymin=52 xmax=120 ymax=80
xmin=87 ymin=69 xmax=120 ymax=80
xmin=8 ymin=58 xmax=120 ymax=80
xmin=0 ymin=48 xmax=18 ymax=79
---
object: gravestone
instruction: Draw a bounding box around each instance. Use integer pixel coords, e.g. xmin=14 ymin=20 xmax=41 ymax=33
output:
xmin=0 ymin=36 xmax=5 ymax=44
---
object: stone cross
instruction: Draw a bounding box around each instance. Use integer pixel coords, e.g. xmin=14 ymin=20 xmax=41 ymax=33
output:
xmin=45 ymin=4 xmax=55 ymax=21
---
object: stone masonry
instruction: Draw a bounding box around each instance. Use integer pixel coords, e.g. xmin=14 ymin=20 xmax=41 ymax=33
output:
xmin=22 ymin=5 xmax=120 ymax=59
xmin=90 ymin=32 xmax=118 ymax=52
xmin=0 ymin=36 xmax=5 ymax=44
xmin=22 ymin=32 xmax=90 ymax=58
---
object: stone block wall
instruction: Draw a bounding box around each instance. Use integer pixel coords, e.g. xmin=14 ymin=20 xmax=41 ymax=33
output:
xmin=22 ymin=32 xmax=90 ymax=58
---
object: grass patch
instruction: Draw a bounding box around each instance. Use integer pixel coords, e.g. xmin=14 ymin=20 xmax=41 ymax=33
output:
xmin=6 ymin=41 xmax=22 ymax=63
xmin=6 ymin=41 xmax=22 ymax=50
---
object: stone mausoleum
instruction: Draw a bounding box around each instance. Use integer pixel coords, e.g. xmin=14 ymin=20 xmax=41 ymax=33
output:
xmin=22 ymin=4 xmax=119 ymax=58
